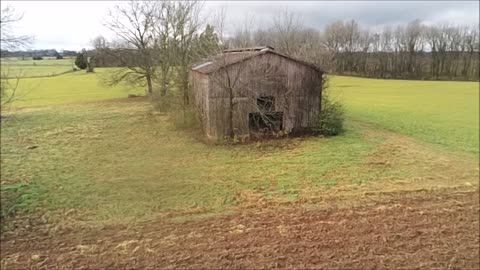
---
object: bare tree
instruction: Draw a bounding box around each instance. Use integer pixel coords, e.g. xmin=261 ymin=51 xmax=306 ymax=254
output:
xmin=343 ymin=20 xmax=361 ymax=73
xmin=272 ymin=9 xmax=304 ymax=56
xmin=145 ymin=0 xmax=207 ymax=117
xmin=426 ymin=25 xmax=441 ymax=78
xmin=358 ymin=29 xmax=372 ymax=75
xmin=380 ymin=26 xmax=393 ymax=77
xmin=322 ymin=20 xmax=345 ymax=73
xmin=210 ymin=6 xmax=227 ymax=46
xmin=90 ymin=35 xmax=108 ymax=67
xmin=404 ymin=19 xmax=424 ymax=76
xmin=0 ymin=6 xmax=33 ymax=50
xmin=296 ymin=28 xmax=327 ymax=67
xmin=103 ymin=0 xmax=157 ymax=94
xmin=1 ymin=5 xmax=33 ymax=114
xmin=169 ymin=1 xmax=204 ymax=105
xmin=228 ymin=13 xmax=256 ymax=48
xmin=464 ymin=24 xmax=480 ymax=80
xmin=151 ymin=0 xmax=174 ymax=98
xmin=0 ymin=70 xmax=21 ymax=113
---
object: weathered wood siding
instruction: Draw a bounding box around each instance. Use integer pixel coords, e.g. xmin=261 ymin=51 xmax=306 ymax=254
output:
xmin=189 ymin=71 xmax=210 ymax=136
xmin=205 ymin=52 xmax=322 ymax=139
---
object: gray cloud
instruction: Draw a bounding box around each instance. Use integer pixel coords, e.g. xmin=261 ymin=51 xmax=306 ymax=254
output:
xmin=4 ymin=1 xmax=479 ymax=50
xmin=205 ymin=1 xmax=479 ymax=31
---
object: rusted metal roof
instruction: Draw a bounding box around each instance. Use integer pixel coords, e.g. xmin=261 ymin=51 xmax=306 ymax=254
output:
xmin=191 ymin=46 xmax=325 ymax=75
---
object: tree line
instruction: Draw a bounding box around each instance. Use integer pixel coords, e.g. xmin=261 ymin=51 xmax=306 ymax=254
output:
xmin=0 ymin=49 xmax=78 ymax=59
xmin=322 ymin=19 xmax=480 ymax=81
xmin=225 ymin=15 xmax=479 ymax=81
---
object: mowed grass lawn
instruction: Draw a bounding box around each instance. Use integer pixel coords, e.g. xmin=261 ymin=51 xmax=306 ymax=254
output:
xmin=1 ymin=69 xmax=478 ymax=226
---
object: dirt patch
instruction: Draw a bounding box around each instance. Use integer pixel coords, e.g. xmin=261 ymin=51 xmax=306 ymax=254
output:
xmin=2 ymin=188 xmax=478 ymax=269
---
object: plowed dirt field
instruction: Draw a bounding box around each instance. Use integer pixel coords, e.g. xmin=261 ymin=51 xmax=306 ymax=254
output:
xmin=2 ymin=188 xmax=478 ymax=269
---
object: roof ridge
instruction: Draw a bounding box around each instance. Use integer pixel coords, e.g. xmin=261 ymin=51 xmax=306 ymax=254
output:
xmin=223 ymin=46 xmax=274 ymax=53
xmin=191 ymin=49 xmax=326 ymax=74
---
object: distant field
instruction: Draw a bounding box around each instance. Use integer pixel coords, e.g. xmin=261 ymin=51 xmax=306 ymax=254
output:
xmin=332 ymin=76 xmax=479 ymax=155
xmin=1 ymin=65 xmax=76 ymax=78
xmin=1 ymin=58 xmax=74 ymax=66
xmin=1 ymin=58 xmax=76 ymax=78
xmin=3 ymin=68 xmax=143 ymax=107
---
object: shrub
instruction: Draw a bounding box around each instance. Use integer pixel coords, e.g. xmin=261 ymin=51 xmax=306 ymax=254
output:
xmin=150 ymin=90 xmax=175 ymax=113
xmin=149 ymin=89 xmax=200 ymax=131
xmin=32 ymin=56 xmax=43 ymax=60
xmin=313 ymin=76 xmax=345 ymax=136
xmin=314 ymin=97 xmax=345 ymax=136
xmin=169 ymin=108 xmax=199 ymax=130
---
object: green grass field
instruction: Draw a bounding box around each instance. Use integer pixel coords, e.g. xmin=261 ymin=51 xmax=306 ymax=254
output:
xmin=1 ymin=58 xmax=74 ymax=66
xmin=3 ymin=69 xmax=143 ymax=107
xmin=333 ymin=76 xmax=479 ymax=155
xmin=1 ymin=67 xmax=478 ymax=226
xmin=1 ymin=58 xmax=76 ymax=78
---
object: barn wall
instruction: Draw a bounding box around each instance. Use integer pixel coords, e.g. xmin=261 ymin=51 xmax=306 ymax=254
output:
xmin=206 ymin=52 xmax=322 ymax=140
xmin=189 ymin=71 xmax=210 ymax=136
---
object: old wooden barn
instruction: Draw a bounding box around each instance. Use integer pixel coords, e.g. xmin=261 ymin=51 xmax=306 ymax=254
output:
xmin=190 ymin=46 xmax=325 ymax=141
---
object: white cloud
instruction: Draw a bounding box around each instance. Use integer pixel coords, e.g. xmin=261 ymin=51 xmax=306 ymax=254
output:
xmin=4 ymin=1 xmax=117 ymax=50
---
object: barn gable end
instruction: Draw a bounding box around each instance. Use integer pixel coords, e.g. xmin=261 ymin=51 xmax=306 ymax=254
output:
xmin=190 ymin=46 xmax=324 ymax=141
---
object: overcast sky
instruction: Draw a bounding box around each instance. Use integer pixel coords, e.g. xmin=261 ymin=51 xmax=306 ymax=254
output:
xmin=4 ymin=1 xmax=479 ymax=51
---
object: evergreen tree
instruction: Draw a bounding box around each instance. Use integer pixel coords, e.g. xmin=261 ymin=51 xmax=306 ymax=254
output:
xmin=54 ymin=50 xmax=63 ymax=59
xmin=196 ymin=24 xmax=220 ymax=58
xmin=75 ymin=49 xmax=87 ymax=69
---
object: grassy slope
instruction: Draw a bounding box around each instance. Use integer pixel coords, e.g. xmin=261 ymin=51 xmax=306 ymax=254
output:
xmin=1 ymin=70 xmax=478 ymax=225
xmin=332 ymin=76 xmax=479 ymax=155
xmin=3 ymin=101 xmax=476 ymax=224
xmin=1 ymin=102 xmax=372 ymax=221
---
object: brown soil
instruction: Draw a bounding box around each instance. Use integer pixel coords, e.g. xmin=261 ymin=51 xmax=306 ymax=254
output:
xmin=1 ymin=188 xmax=479 ymax=269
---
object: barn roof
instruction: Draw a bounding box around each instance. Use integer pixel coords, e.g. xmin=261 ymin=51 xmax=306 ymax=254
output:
xmin=191 ymin=46 xmax=325 ymax=74
xmin=222 ymin=46 xmax=274 ymax=53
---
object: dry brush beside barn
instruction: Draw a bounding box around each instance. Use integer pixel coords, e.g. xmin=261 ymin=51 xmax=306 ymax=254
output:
xmin=190 ymin=46 xmax=325 ymax=141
